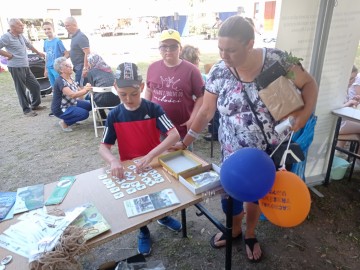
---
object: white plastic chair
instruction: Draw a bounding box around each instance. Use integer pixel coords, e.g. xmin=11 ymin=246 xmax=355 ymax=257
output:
xmin=90 ymin=86 xmax=118 ymax=137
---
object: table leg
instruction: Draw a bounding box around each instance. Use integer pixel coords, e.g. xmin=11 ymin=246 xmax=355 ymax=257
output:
xmin=324 ymin=117 xmax=342 ymax=185
xmin=225 ymin=197 xmax=233 ymax=270
xmin=181 ymin=209 xmax=187 ymax=238
xmin=194 ymin=198 xmax=233 ymax=270
xmin=210 ymin=117 xmax=215 ymax=158
xmin=348 ymin=142 xmax=360 ymax=180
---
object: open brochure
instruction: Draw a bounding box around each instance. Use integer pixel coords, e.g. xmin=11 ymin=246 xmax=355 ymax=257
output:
xmin=123 ymin=188 xmax=180 ymax=218
xmin=70 ymin=203 xmax=111 ymax=241
xmin=12 ymin=184 xmax=44 ymax=214
xmin=0 ymin=205 xmax=87 ymax=262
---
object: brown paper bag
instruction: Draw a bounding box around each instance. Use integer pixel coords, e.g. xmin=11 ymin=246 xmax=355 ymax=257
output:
xmin=258 ymin=76 xmax=304 ymax=121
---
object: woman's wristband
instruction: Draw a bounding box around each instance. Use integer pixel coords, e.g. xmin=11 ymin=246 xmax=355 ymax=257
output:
xmin=187 ymin=129 xmax=200 ymax=139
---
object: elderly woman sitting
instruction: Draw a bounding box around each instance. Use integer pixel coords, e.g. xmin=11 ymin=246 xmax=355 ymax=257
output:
xmin=51 ymin=57 xmax=92 ymax=132
xmin=87 ymin=53 xmax=120 ymax=120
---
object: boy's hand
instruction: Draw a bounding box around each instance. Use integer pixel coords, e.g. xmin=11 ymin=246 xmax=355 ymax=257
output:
xmin=110 ymin=159 xmax=124 ymax=179
xmin=135 ymin=155 xmax=152 ymax=173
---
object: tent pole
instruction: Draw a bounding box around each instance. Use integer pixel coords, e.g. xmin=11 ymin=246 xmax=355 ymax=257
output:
xmin=309 ymin=0 xmax=336 ymax=86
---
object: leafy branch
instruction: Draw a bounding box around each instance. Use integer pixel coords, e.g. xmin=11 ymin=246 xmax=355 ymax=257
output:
xmin=285 ymin=51 xmax=304 ymax=80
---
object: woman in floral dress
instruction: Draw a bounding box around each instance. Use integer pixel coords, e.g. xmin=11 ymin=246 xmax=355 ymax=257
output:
xmin=173 ymin=15 xmax=318 ymax=262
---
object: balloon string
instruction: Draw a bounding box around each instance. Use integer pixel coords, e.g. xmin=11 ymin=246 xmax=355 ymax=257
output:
xmin=279 ymin=131 xmax=294 ymax=169
xmin=269 ymin=132 xmax=291 ymax=158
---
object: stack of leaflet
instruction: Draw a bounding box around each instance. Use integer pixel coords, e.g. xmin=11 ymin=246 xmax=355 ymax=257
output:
xmin=0 ymin=205 xmax=87 ymax=262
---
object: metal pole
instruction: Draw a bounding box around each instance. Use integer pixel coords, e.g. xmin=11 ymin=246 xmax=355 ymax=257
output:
xmin=309 ymin=0 xmax=336 ymax=86
xmin=309 ymin=0 xmax=336 ymax=186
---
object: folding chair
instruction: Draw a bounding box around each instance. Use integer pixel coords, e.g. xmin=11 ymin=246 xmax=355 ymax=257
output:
xmin=337 ymin=134 xmax=360 ymax=181
xmin=90 ymin=87 xmax=118 ymax=137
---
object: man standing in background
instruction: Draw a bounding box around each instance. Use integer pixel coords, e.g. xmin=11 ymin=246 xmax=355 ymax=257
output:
xmin=0 ymin=18 xmax=46 ymax=117
xmin=64 ymin=17 xmax=90 ymax=86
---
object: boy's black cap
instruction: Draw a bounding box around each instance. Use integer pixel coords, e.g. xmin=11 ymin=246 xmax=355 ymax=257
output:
xmin=115 ymin=62 xmax=142 ymax=88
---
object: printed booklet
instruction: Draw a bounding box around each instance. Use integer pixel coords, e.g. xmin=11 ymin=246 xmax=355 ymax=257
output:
xmin=70 ymin=203 xmax=111 ymax=240
xmin=12 ymin=184 xmax=44 ymax=214
xmin=0 ymin=192 xmax=17 ymax=220
xmin=123 ymin=188 xmax=180 ymax=218
xmin=45 ymin=176 xmax=76 ymax=205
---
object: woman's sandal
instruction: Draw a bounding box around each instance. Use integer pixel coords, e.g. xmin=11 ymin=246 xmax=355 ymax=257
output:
xmin=209 ymin=232 xmax=242 ymax=249
xmin=244 ymin=238 xmax=262 ymax=263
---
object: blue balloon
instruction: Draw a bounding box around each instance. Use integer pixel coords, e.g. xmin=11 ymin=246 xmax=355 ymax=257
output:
xmin=220 ymin=148 xmax=276 ymax=202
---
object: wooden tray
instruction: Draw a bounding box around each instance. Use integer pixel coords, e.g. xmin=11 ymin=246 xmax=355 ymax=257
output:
xmin=158 ymin=150 xmax=203 ymax=179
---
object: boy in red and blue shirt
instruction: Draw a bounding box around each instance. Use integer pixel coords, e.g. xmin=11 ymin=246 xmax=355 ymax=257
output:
xmin=99 ymin=62 xmax=181 ymax=256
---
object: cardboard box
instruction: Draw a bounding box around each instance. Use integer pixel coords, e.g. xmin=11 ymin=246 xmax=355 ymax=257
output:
xmin=98 ymin=254 xmax=146 ymax=270
xmin=158 ymin=150 xmax=203 ymax=179
xmin=179 ymin=164 xmax=221 ymax=195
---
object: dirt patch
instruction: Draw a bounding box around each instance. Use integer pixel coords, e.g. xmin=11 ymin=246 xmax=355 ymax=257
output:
xmin=1 ymin=71 xmax=360 ymax=270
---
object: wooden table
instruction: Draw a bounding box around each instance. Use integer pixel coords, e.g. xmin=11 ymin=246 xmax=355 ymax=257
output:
xmin=324 ymin=107 xmax=360 ymax=184
xmin=0 ymin=151 xmax=223 ymax=270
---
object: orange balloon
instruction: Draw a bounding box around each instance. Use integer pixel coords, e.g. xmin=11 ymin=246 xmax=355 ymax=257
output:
xmin=259 ymin=171 xmax=311 ymax=227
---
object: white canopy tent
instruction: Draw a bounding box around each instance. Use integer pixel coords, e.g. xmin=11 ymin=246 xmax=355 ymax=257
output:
xmin=276 ymin=0 xmax=360 ymax=185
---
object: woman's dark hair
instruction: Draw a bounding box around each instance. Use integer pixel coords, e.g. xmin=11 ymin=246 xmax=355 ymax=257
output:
xmin=218 ymin=15 xmax=255 ymax=44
